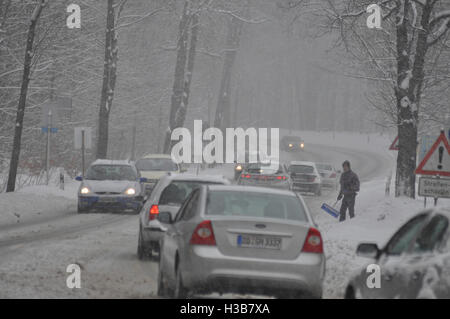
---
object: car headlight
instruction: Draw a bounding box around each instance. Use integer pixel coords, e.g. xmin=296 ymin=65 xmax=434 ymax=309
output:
xmin=125 ymin=188 xmax=136 ymax=195
xmin=300 ymin=143 xmax=305 ymax=148
xmin=235 ymin=165 xmax=243 ymax=171
xmin=289 ymin=143 xmax=293 ymax=148
xmin=80 ymin=187 xmax=90 ymax=194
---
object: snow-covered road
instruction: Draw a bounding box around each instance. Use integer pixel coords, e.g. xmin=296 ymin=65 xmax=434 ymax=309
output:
xmin=0 ymin=136 xmax=397 ymax=299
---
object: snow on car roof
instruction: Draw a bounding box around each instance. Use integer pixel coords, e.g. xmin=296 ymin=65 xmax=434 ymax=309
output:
xmin=140 ymin=154 xmax=173 ymax=159
xmin=282 ymin=135 xmax=303 ymax=140
xmin=206 ymin=185 xmax=297 ymax=196
xmin=161 ymin=173 xmax=230 ymax=183
xmin=91 ymin=159 xmax=133 ymax=166
xmin=289 ymin=161 xmax=316 ymax=167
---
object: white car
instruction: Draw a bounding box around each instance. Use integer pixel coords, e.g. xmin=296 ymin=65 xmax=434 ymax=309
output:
xmin=136 ymin=154 xmax=186 ymax=194
xmin=288 ymin=161 xmax=322 ymax=196
xmin=316 ymin=163 xmax=340 ymax=189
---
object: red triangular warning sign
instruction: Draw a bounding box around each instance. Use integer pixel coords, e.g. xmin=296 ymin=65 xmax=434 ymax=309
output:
xmin=389 ymin=136 xmax=399 ymax=151
xmin=415 ymin=131 xmax=450 ymax=177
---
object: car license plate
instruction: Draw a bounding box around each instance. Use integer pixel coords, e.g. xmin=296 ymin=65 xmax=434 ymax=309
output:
xmin=99 ymin=197 xmax=116 ymax=203
xmin=237 ymin=234 xmax=282 ymax=250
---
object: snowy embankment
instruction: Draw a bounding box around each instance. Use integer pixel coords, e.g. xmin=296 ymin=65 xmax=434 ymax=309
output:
xmin=318 ymin=178 xmax=450 ymax=298
xmin=0 ymin=182 xmax=78 ymax=228
xmin=0 ymin=131 xmax=447 ymax=298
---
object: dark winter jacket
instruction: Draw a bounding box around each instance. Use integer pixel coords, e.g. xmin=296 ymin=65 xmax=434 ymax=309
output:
xmin=339 ymin=170 xmax=360 ymax=196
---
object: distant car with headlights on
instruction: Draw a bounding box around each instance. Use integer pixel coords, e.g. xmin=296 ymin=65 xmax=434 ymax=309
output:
xmin=157 ymin=185 xmax=325 ymax=298
xmin=233 ymin=150 xmax=258 ymax=180
xmin=288 ymin=161 xmax=322 ymax=196
xmin=316 ymin=163 xmax=340 ymax=189
xmin=137 ymin=173 xmax=230 ymax=259
xmin=345 ymin=208 xmax=450 ymax=299
xmin=238 ymin=162 xmax=292 ymax=190
xmin=76 ymin=160 xmax=147 ymax=214
xmin=136 ymin=154 xmax=186 ymax=194
xmin=281 ymin=135 xmax=305 ymax=152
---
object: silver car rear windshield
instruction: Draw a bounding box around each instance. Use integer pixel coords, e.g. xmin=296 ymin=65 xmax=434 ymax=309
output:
xmin=159 ymin=181 xmax=222 ymax=206
xmin=289 ymin=165 xmax=314 ymax=174
xmin=206 ymin=190 xmax=307 ymax=222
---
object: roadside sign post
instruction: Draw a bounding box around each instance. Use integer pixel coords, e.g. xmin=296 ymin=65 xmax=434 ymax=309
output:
xmin=81 ymin=129 xmax=85 ymax=178
xmin=75 ymin=127 xmax=92 ymax=178
xmin=415 ymin=130 xmax=450 ymax=207
xmin=41 ymin=100 xmax=61 ymax=186
xmin=59 ymin=169 xmax=65 ymax=190
xmin=46 ymin=110 xmax=52 ymax=185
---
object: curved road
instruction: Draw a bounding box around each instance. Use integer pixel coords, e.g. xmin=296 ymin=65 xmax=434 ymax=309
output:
xmin=0 ymin=143 xmax=392 ymax=298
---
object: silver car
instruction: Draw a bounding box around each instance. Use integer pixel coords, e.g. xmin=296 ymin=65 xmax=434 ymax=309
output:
xmin=345 ymin=208 xmax=450 ymax=299
xmin=237 ymin=162 xmax=292 ymax=190
xmin=288 ymin=161 xmax=322 ymax=196
xmin=137 ymin=174 xmax=230 ymax=259
xmin=316 ymin=163 xmax=339 ymax=189
xmin=157 ymin=185 xmax=325 ymax=298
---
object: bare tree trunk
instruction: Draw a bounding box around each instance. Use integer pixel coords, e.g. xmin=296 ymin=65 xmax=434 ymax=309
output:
xmin=174 ymin=10 xmax=199 ymax=129
xmin=395 ymin=0 xmax=432 ymax=198
xmin=6 ymin=0 xmax=45 ymax=192
xmin=214 ymin=14 xmax=244 ymax=131
xmin=0 ymin=0 xmax=11 ymax=26
xmin=163 ymin=0 xmax=191 ymax=154
xmin=96 ymin=0 xmax=116 ymax=159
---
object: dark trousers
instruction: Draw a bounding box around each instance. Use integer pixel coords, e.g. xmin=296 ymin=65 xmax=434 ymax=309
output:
xmin=339 ymin=194 xmax=356 ymax=222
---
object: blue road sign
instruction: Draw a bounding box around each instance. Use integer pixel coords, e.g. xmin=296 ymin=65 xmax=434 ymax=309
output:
xmin=41 ymin=127 xmax=58 ymax=133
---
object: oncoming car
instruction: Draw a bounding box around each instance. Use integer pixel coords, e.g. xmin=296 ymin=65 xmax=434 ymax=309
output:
xmin=76 ymin=160 xmax=146 ymax=214
xmin=157 ymin=185 xmax=325 ymax=299
xmin=136 ymin=154 xmax=186 ymax=194
xmin=137 ymin=174 xmax=230 ymax=259
xmin=281 ymin=135 xmax=305 ymax=152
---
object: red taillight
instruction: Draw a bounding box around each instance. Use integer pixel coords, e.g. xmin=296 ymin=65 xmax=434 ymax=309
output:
xmin=276 ymin=176 xmax=287 ymax=180
xmin=190 ymin=220 xmax=216 ymax=246
xmin=302 ymin=227 xmax=323 ymax=254
xmin=330 ymin=173 xmax=336 ymax=178
xmin=149 ymin=205 xmax=159 ymax=221
xmin=241 ymin=174 xmax=251 ymax=179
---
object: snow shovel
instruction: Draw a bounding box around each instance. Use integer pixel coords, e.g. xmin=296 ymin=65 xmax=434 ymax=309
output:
xmin=321 ymin=200 xmax=340 ymax=218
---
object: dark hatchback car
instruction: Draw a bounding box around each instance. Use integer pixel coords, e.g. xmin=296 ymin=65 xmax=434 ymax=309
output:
xmin=281 ymin=135 xmax=305 ymax=152
xmin=345 ymin=208 xmax=450 ymax=299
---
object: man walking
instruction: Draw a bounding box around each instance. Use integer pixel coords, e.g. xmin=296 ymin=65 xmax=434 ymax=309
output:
xmin=337 ymin=160 xmax=360 ymax=222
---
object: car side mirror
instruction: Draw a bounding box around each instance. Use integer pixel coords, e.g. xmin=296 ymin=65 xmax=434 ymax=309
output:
xmin=158 ymin=211 xmax=173 ymax=224
xmin=75 ymin=176 xmax=83 ymax=181
xmin=356 ymin=243 xmax=380 ymax=259
xmin=140 ymin=177 xmax=148 ymax=183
